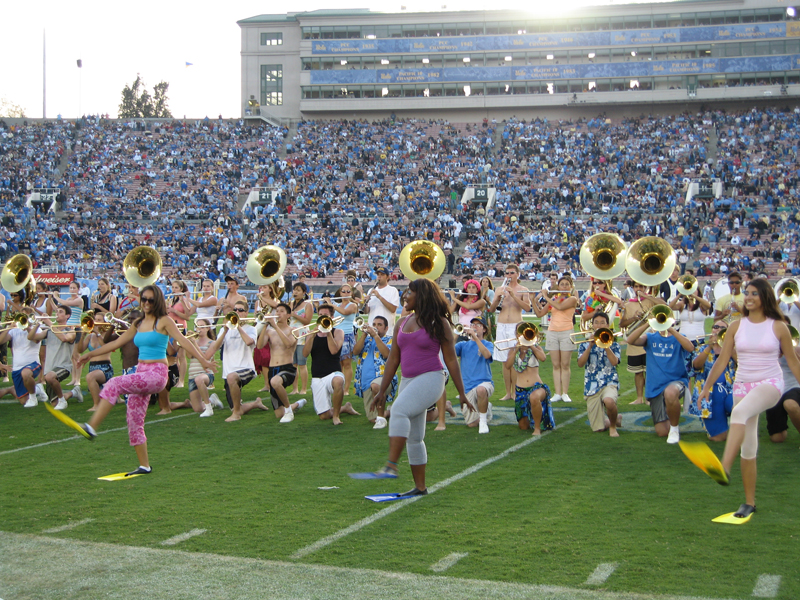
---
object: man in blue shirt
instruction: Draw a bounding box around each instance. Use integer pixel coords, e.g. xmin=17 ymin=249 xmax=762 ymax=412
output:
xmin=352 ymin=316 xmax=396 ymax=429
xmin=627 ymin=318 xmax=694 ymax=444
xmin=455 ymin=317 xmax=494 ymax=434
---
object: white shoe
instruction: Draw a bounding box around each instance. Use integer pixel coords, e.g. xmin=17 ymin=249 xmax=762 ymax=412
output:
xmin=54 ymin=398 xmax=68 ymax=411
xmin=209 ymin=393 xmax=224 ymax=409
xmin=72 ymin=386 xmax=84 ymax=403
xmin=35 ymin=384 xmax=48 ymax=404
xmin=478 ymin=421 xmax=489 ymax=434
xmin=296 ymin=398 xmax=307 ymax=410
xmin=200 ymin=405 xmax=214 ymax=418
xmin=23 ymin=396 xmax=38 ymax=408
xmin=551 ymin=394 xmax=562 ymax=402
xmin=486 ymin=402 xmax=493 ymax=423
xmin=279 ymin=406 xmax=294 ymax=423
xmin=561 ymin=394 xmax=573 ymax=403
xmin=667 ymin=427 xmax=680 ymax=444
xmin=373 ymin=416 xmax=387 ymax=429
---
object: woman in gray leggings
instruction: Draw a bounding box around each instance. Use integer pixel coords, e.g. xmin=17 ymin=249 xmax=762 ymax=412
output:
xmin=371 ymin=278 xmax=474 ymax=496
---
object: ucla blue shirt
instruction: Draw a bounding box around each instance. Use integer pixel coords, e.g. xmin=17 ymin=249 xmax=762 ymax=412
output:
xmin=644 ymin=332 xmax=689 ymax=398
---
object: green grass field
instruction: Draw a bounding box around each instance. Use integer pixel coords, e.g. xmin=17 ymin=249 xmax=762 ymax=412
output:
xmin=1 ymin=337 xmax=799 ymax=600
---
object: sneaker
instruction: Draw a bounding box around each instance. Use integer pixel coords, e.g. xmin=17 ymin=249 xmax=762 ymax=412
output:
xmin=296 ymin=398 xmax=307 ymax=410
xmin=561 ymin=394 xmax=573 ymax=403
xmin=54 ymin=398 xmax=68 ymax=411
xmin=487 ymin=402 xmax=493 ymax=423
xmin=551 ymin=394 xmax=562 ymax=402
xmin=80 ymin=423 xmax=97 ymax=440
xmin=667 ymin=427 xmax=680 ymax=444
xmin=478 ymin=421 xmax=489 ymax=434
xmin=373 ymin=416 xmax=388 ymax=429
xmin=125 ymin=466 xmax=152 ymax=476
xmin=209 ymin=393 xmax=224 ymax=409
xmin=23 ymin=396 xmax=38 ymax=408
xmin=35 ymin=384 xmax=48 ymax=404
xmin=200 ymin=405 xmax=214 ymax=418
xmin=279 ymin=406 xmax=295 ymax=423
xmin=72 ymin=386 xmax=84 ymax=403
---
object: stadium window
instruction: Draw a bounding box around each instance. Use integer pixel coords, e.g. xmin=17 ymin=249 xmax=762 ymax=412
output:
xmin=260 ymin=33 xmax=283 ymax=46
xmin=260 ymin=64 xmax=283 ymax=106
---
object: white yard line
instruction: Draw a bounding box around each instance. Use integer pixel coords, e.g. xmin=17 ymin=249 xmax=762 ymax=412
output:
xmin=0 ymin=412 xmax=196 ymax=456
xmin=752 ymin=574 xmax=781 ymax=598
xmin=585 ymin=563 xmax=619 ymax=586
xmin=41 ymin=519 xmax=94 ymax=534
xmin=160 ymin=529 xmax=207 ymax=546
xmin=430 ymin=552 xmax=468 ymax=573
xmin=291 ymin=411 xmax=589 ymax=560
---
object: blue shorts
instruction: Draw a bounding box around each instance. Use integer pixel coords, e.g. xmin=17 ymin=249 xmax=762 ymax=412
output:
xmin=12 ymin=362 xmax=41 ymax=398
xmin=690 ymin=381 xmax=733 ymax=438
xmin=89 ymin=361 xmax=114 ymax=384
xmin=340 ymin=332 xmax=356 ymax=360
xmin=293 ymin=344 xmax=307 ymax=366
xmin=188 ymin=372 xmax=214 ymax=393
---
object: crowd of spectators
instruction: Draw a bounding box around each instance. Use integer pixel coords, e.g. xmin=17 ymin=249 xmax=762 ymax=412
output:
xmin=0 ymin=105 xmax=799 ymax=291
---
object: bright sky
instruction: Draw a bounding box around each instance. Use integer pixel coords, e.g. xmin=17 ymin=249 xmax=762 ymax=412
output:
xmin=1 ymin=0 xmax=619 ymax=119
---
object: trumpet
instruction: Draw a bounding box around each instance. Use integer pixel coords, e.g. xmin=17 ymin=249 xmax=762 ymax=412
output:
xmin=570 ymin=327 xmax=622 ymax=348
xmin=676 ymin=274 xmax=698 ymax=296
xmin=292 ymin=315 xmax=344 ymax=340
xmin=354 ymin=316 xmax=366 ymax=329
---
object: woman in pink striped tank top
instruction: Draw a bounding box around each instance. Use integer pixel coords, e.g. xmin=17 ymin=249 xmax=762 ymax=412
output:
xmin=356 ymin=278 xmax=476 ymax=497
xmin=695 ymin=279 xmax=800 ymax=519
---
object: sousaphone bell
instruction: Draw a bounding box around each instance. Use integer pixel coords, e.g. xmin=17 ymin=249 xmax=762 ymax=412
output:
xmin=399 ymin=240 xmax=446 ymax=281
xmin=1 ymin=254 xmax=34 ymax=294
xmin=123 ymin=246 xmax=162 ymax=288
xmin=579 ymin=233 xmax=628 ymax=280
xmin=624 ymin=237 xmax=676 ymax=287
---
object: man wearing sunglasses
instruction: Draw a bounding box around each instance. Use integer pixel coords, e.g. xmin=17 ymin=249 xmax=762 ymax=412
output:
xmin=714 ymin=271 xmax=744 ymax=321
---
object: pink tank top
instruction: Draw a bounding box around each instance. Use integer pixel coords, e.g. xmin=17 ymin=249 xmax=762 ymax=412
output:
xmin=397 ymin=316 xmax=444 ymax=378
xmin=734 ymin=317 xmax=782 ymax=382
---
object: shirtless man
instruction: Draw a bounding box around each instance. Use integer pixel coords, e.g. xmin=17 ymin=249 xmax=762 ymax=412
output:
xmin=489 ymin=263 xmax=532 ymax=401
xmin=256 ymin=303 xmax=306 ymax=423
xmin=219 ymin=275 xmax=248 ymax=316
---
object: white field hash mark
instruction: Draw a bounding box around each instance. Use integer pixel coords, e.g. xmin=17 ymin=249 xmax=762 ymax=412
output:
xmin=160 ymin=529 xmax=207 ymax=546
xmin=42 ymin=519 xmax=94 ymax=534
xmin=585 ymin=563 xmax=619 ymax=586
xmin=752 ymin=574 xmax=781 ymax=598
xmin=430 ymin=552 xmax=468 ymax=572
xmin=291 ymin=411 xmax=589 ymax=559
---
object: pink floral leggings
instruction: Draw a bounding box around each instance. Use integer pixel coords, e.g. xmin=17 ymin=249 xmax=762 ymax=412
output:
xmin=100 ymin=362 xmax=168 ymax=446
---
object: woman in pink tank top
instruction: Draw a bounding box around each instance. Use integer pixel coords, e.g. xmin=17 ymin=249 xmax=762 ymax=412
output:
xmin=354 ymin=278 xmax=475 ymax=497
xmin=695 ymin=279 xmax=800 ymax=520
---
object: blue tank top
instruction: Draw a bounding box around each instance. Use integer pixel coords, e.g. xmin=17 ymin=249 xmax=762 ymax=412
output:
xmin=334 ymin=301 xmax=356 ymax=334
xmin=135 ymin=319 xmax=169 ymax=360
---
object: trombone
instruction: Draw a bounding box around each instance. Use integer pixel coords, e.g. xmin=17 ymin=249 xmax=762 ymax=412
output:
xmin=676 ymin=274 xmax=698 ymax=296
xmin=570 ymin=327 xmax=622 ymax=348
xmin=0 ymin=313 xmax=34 ymax=332
xmin=102 ymin=312 xmax=130 ymax=329
xmin=648 ymin=304 xmax=675 ymax=332
xmin=292 ymin=315 xmax=344 ymax=340
xmin=496 ymin=322 xmax=544 ymax=347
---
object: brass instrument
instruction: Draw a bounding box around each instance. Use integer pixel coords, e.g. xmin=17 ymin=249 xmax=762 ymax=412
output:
xmin=516 ymin=322 xmax=544 ymax=347
xmin=695 ymin=328 xmax=727 ymax=345
xmin=623 ymin=305 xmax=658 ymax=336
xmin=579 ymin=232 xmax=628 ymax=280
xmin=123 ymin=246 xmax=162 ymax=288
xmin=676 ymin=274 xmax=698 ymax=296
xmin=246 ymin=245 xmax=287 ymax=286
xmin=570 ymin=327 xmax=622 ymax=349
xmin=292 ymin=315 xmax=344 ymax=340
xmin=624 ymin=237 xmax=676 ymax=286
xmin=648 ymin=304 xmax=675 ymax=332
xmin=1 ymin=254 xmax=34 ymax=293
xmin=453 ymin=323 xmax=465 ymax=335
xmin=789 ymin=325 xmax=800 ymax=347
xmin=399 ymin=240 xmax=446 ymax=281
xmin=80 ymin=314 xmax=97 ymax=333
xmin=354 ymin=316 xmax=366 ymax=329
xmin=102 ymin=312 xmax=130 ymax=330
xmin=185 ymin=331 xmax=200 ymax=339
xmin=0 ymin=312 xmax=33 ymax=332
xmin=775 ymin=278 xmax=800 ymax=304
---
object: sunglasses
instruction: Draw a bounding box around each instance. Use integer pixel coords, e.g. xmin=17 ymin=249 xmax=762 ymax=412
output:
xmin=141 ymin=297 xmax=155 ymax=304
xmin=235 ymin=308 xmax=247 ymax=313
xmin=729 ymin=280 xmax=742 ymax=284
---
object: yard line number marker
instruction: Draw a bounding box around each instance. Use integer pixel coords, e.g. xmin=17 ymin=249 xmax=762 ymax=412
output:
xmin=585 ymin=563 xmax=619 ymax=586
xmin=430 ymin=552 xmax=469 ymax=573
xmin=752 ymin=574 xmax=781 ymax=598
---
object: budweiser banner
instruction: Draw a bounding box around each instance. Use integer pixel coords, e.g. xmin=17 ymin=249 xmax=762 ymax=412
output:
xmin=33 ymin=272 xmax=75 ymax=286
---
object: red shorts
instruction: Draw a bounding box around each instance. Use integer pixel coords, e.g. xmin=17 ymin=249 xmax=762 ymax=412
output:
xmin=253 ymin=345 xmax=271 ymax=373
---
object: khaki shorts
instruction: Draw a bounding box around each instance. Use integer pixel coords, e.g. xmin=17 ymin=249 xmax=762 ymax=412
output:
xmin=586 ymin=385 xmax=618 ymax=431
xmin=361 ymin=377 xmax=382 ymax=421
xmin=545 ymin=329 xmax=576 ymax=352
xmin=461 ymin=382 xmax=495 ymax=425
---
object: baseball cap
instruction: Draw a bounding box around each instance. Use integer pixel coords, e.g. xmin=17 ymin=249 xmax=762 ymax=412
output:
xmin=470 ymin=317 xmax=488 ymax=329
xmin=224 ymin=275 xmax=238 ymax=283
xmin=375 ymin=266 xmax=390 ymax=275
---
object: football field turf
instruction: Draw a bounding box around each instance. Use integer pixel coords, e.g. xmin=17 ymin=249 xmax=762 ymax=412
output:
xmin=1 ymin=350 xmax=798 ymax=600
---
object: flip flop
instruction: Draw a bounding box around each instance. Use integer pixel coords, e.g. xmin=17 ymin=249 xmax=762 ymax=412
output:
xmin=43 ymin=401 xmax=94 ymax=440
xmin=678 ymin=440 xmax=728 ymax=485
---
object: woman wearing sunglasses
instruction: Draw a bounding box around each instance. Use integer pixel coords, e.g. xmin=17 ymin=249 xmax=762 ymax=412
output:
xmin=73 ymin=285 xmax=216 ymax=476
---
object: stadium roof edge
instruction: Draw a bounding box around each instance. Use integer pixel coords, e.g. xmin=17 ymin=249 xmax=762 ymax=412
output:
xmin=237 ymin=9 xmax=377 ymax=25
